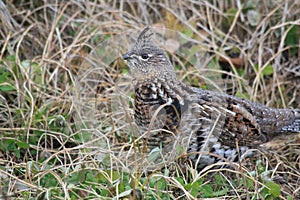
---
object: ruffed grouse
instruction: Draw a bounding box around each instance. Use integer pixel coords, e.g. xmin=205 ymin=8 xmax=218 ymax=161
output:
xmin=122 ymin=27 xmax=300 ymax=169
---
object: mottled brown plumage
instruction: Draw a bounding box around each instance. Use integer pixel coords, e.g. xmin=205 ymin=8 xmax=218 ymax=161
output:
xmin=123 ymin=27 xmax=300 ymax=169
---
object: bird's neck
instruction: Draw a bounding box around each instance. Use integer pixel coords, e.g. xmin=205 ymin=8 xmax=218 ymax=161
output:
xmin=133 ymin=74 xmax=196 ymax=105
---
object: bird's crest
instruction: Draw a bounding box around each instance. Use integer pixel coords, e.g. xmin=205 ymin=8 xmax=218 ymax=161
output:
xmin=135 ymin=27 xmax=154 ymax=48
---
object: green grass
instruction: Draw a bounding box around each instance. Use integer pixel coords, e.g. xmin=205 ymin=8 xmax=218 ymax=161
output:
xmin=0 ymin=0 xmax=300 ymax=199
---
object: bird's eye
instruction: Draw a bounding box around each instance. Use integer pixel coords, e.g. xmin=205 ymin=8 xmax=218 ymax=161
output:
xmin=141 ymin=54 xmax=149 ymax=60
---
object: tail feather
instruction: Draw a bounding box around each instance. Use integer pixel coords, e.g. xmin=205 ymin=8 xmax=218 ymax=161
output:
xmin=280 ymin=110 xmax=300 ymax=133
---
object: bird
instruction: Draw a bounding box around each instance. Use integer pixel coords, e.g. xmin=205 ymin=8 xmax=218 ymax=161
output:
xmin=122 ymin=27 xmax=300 ymax=170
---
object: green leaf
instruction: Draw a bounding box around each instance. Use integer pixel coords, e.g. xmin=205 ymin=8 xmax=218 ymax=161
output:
xmin=6 ymin=55 xmax=16 ymax=62
xmin=182 ymin=27 xmax=194 ymax=38
xmin=184 ymin=183 xmax=192 ymax=190
xmin=226 ymin=8 xmax=238 ymax=24
xmin=265 ymin=181 xmax=280 ymax=197
xmin=285 ymin=25 xmax=299 ymax=55
xmin=86 ymin=171 xmax=97 ymax=183
xmin=287 ymin=196 xmax=294 ymax=200
xmin=0 ymin=84 xmax=15 ymax=92
xmin=21 ymin=60 xmax=31 ymax=69
xmin=199 ymin=184 xmax=213 ymax=197
xmin=118 ymin=182 xmax=125 ymax=193
xmin=246 ymin=178 xmax=255 ymax=189
xmin=157 ymin=179 xmax=166 ymax=190
xmin=164 ymin=168 xmax=170 ymax=177
xmin=237 ymin=68 xmax=244 ymax=76
xmin=213 ymin=189 xmax=229 ymax=196
xmin=235 ymin=91 xmax=250 ymax=100
xmin=285 ymin=25 xmax=299 ymax=46
xmin=254 ymin=64 xmax=274 ymax=77
xmin=66 ymin=171 xmax=87 ymax=184
xmin=149 ymin=177 xmax=156 ymax=188
xmin=190 ymin=182 xmax=199 ymax=197
xmin=122 ymin=68 xmax=129 ymax=74
xmin=70 ymin=195 xmax=77 ymax=200
xmin=0 ymin=68 xmax=16 ymax=92
xmin=179 ymin=28 xmax=194 ymax=44
xmin=147 ymin=147 xmax=161 ymax=162
xmin=262 ymin=65 xmax=274 ymax=76
xmin=207 ymin=59 xmax=219 ymax=70
xmin=175 ymin=177 xmax=184 ymax=186
xmin=100 ymin=188 xmax=109 ymax=197
xmin=16 ymin=142 xmax=30 ymax=149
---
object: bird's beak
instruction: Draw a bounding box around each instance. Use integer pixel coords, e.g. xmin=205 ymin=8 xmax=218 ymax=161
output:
xmin=122 ymin=52 xmax=131 ymax=60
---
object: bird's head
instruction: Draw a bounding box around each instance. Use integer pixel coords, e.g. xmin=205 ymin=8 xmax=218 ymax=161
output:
xmin=122 ymin=27 xmax=175 ymax=80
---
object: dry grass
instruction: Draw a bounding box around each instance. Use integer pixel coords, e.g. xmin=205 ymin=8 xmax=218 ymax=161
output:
xmin=0 ymin=0 xmax=300 ymax=199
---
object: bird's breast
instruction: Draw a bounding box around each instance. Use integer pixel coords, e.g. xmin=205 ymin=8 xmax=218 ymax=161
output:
xmin=134 ymin=82 xmax=183 ymax=134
